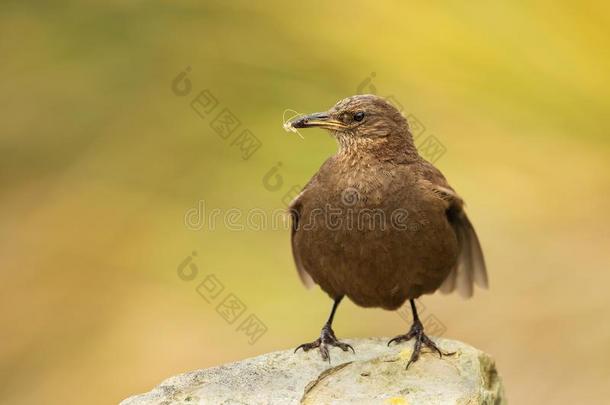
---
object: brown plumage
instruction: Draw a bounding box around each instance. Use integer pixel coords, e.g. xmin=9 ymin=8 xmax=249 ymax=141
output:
xmin=288 ymin=95 xmax=488 ymax=367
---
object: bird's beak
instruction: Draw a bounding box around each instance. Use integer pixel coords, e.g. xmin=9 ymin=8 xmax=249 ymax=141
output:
xmin=289 ymin=112 xmax=346 ymax=130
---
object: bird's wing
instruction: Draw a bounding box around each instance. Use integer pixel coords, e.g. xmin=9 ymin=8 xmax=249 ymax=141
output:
xmin=418 ymin=162 xmax=488 ymax=298
xmin=288 ymin=188 xmax=315 ymax=289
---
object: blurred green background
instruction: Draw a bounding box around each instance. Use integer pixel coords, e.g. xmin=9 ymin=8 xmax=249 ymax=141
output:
xmin=1 ymin=1 xmax=609 ymax=404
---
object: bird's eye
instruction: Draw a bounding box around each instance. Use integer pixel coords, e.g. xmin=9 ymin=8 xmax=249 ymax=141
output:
xmin=353 ymin=111 xmax=365 ymax=122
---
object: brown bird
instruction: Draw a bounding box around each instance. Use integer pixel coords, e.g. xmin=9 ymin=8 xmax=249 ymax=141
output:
xmin=287 ymin=94 xmax=488 ymax=368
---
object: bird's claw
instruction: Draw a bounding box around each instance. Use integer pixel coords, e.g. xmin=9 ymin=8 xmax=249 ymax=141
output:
xmin=387 ymin=319 xmax=455 ymax=369
xmin=295 ymin=325 xmax=354 ymax=362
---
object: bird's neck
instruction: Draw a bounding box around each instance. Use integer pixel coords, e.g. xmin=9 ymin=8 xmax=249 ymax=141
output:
xmin=335 ymin=130 xmax=419 ymax=164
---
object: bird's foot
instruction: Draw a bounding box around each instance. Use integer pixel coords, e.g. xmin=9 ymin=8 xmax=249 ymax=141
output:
xmin=387 ymin=318 xmax=455 ymax=369
xmin=294 ymin=324 xmax=354 ymax=362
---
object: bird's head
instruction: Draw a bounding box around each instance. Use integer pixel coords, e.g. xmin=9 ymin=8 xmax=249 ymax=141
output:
xmin=287 ymin=95 xmax=411 ymax=149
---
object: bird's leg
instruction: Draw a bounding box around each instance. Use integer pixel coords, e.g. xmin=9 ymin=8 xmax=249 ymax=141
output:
xmin=388 ymin=299 xmax=455 ymax=369
xmin=294 ymin=296 xmax=354 ymax=362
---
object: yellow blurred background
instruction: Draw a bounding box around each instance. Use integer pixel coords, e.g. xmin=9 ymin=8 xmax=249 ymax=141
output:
xmin=1 ymin=1 xmax=609 ymax=404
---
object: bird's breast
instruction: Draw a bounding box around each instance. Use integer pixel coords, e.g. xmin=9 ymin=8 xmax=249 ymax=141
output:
xmin=293 ymin=161 xmax=457 ymax=307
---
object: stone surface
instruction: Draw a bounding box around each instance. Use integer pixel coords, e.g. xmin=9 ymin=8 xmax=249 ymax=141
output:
xmin=121 ymin=337 xmax=505 ymax=405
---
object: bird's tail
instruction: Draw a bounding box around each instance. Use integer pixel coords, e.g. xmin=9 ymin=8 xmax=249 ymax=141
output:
xmin=439 ymin=210 xmax=488 ymax=298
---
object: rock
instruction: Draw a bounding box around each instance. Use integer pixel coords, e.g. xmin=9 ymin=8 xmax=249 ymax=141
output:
xmin=121 ymin=337 xmax=505 ymax=405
